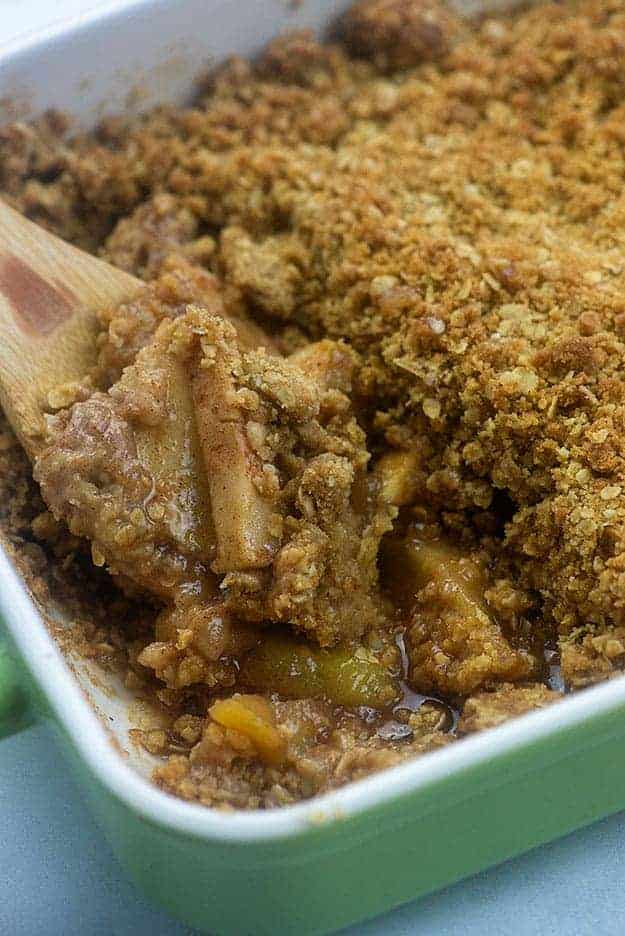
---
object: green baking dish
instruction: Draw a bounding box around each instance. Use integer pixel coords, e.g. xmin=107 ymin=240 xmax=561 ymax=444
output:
xmin=4 ymin=543 xmax=625 ymax=936
xmin=4 ymin=1 xmax=625 ymax=933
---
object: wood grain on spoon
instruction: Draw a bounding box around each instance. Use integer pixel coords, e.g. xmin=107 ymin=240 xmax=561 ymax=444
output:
xmin=0 ymin=199 xmax=142 ymax=457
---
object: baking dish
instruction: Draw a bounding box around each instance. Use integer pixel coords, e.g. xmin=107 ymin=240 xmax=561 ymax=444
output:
xmin=4 ymin=2 xmax=625 ymax=934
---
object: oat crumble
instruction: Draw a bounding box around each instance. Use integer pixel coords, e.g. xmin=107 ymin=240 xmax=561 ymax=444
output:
xmin=3 ymin=0 xmax=625 ymax=808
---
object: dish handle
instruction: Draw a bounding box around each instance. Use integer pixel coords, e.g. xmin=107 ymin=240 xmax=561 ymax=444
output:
xmin=0 ymin=640 xmax=34 ymax=739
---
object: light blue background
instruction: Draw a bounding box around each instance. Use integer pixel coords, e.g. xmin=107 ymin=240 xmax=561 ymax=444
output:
xmin=2 ymin=720 xmax=625 ymax=935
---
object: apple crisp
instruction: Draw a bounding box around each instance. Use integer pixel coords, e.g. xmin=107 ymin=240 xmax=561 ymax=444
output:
xmin=4 ymin=0 xmax=625 ymax=808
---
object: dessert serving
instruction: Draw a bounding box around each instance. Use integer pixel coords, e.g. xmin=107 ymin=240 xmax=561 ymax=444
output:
xmin=2 ymin=0 xmax=624 ymax=810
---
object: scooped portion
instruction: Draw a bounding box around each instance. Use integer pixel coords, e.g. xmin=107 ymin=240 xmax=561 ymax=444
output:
xmin=34 ymin=263 xmax=395 ymax=696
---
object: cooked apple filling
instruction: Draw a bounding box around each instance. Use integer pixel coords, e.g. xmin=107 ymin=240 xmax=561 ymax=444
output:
xmin=5 ymin=0 xmax=625 ymax=808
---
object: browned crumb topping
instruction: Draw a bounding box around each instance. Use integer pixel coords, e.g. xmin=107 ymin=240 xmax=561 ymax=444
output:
xmin=560 ymin=626 xmax=625 ymax=689
xmin=0 ymin=417 xmax=155 ymax=669
xmin=458 ymin=683 xmax=559 ymax=734
xmin=154 ymin=696 xmax=449 ymax=808
xmin=340 ymin=0 xmax=463 ymax=70
xmin=9 ymin=0 xmax=625 ymax=807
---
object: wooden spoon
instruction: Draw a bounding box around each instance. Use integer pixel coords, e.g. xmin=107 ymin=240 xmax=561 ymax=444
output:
xmin=0 ymin=199 xmax=142 ymax=457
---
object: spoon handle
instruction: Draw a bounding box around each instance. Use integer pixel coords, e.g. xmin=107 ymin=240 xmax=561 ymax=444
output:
xmin=0 ymin=199 xmax=140 ymax=456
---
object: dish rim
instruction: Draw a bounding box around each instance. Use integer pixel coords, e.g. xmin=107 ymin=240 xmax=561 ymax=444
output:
xmin=4 ymin=542 xmax=625 ymax=844
xmin=3 ymin=0 xmax=625 ymax=848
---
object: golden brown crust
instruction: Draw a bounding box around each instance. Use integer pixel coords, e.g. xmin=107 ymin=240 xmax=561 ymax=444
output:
xmin=340 ymin=0 xmax=462 ymax=71
xmin=458 ymin=683 xmax=560 ymax=734
xmin=6 ymin=0 xmax=625 ymax=808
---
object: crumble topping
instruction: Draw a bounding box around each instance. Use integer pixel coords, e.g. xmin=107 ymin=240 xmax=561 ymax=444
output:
xmin=5 ymin=0 xmax=625 ymax=807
